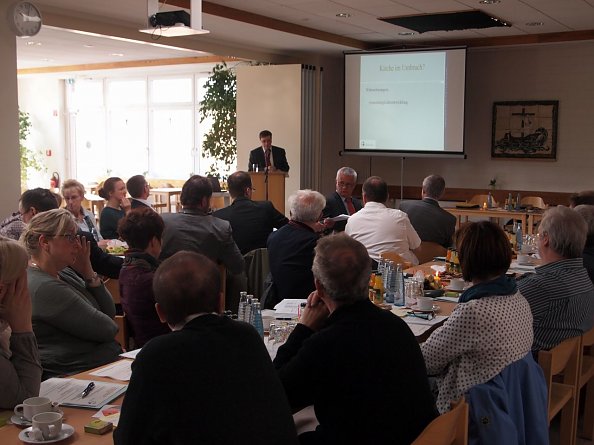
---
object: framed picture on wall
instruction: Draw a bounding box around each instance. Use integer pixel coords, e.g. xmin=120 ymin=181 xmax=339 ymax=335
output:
xmin=491 ymin=100 xmax=558 ymax=159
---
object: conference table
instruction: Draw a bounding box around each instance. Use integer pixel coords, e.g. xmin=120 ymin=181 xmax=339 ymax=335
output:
xmin=445 ymin=207 xmax=544 ymax=235
xmin=149 ymin=188 xmax=231 ymax=213
xmin=0 ymin=263 xmax=456 ymax=444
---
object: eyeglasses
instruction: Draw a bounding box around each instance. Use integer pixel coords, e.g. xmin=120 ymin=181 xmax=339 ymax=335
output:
xmin=55 ymin=234 xmax=78 ymax=243
xmin=337 ymin=181 xmax=355 ymax=188
xmin=406 ymin=311 xmax=435 ymax=321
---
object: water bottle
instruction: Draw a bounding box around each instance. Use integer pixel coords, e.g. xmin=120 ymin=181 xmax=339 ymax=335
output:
xmin=393 ymin=263 xmax=405 ymax=306
xmin=487 ymin=192 xmax=493 ymax=208
xmin=516 ymin=222 xmax=523 ymax=252
xmin=507 ymin=193 xmax=513 ymax=211
xmin=251 ymin=299 xmax=264 ymax=338
xmin=244 ymin=295 xmax=254 ymax=325
xmin=516 ymin=193 xmax=521 ymax=210
xmin=384 ymin=261 xmax=394 ymax=304
xmin=237 ymin=292 xmax=248 ymax=322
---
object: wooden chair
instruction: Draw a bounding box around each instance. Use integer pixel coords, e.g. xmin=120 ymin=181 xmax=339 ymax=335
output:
xmin=469 ymin=194 xmax=498 ymax=208
xmin=521 ymin=196 xmax=547 ymax=209
xmin=578 ymin=327 xmax=594 ymax=439
xmin=412 ymin=398 xmax=468 ymax=445
xmin=104 ymin=278 xmax=121 ymax=305
xmin=538 ymin=336 xmax=581 ymax=445
xmin=415 ymin=241 xmax=447 ymax=264
xmin=211 ymin=195 xmax=226 ymax=211
xmin=114 ymin=314 xmax=129 ymax=351
xmin=380 ymin=251 xmax=412 ymax=270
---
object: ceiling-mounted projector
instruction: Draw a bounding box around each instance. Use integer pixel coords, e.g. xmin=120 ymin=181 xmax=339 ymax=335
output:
xmin=139 ymin=0 xmax=209 ymax=37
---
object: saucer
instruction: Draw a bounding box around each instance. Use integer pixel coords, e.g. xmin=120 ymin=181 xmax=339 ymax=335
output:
xmin=11 ymin=415 xmax=32 ymax=427
xmin=19 ymin=424 xmax=74 ymax=444
xmin=412 ymin=305 xmax=440 ymax=313
xmin=444 ymin=286 xmax=465 ymax=292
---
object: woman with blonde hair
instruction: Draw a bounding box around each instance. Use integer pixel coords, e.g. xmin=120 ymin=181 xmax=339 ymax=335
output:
xmin=0 ymin=237 xmax=42 ymax=408
xmin=98 ymin=177 xmax=131 ymax=239
xmin=22 ymin=209 xmax=121 ymax=378
xmin=61 ymin=179 xmax=106 ymax=247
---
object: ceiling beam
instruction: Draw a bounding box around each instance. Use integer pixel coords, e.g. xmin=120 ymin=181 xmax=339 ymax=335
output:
xmin=168 ymin=0 xmax=372 ymax=51
xmin=17 ymin=55 xmax=239 ymax=75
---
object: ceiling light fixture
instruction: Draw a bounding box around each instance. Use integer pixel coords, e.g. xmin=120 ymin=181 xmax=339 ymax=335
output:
xmin=83 ymin=44 xmax=94 ymax=48
xmin=139 ymin=0 xmax=209 ymax=37
xmin=336 ymin=13 xmax=351 ymax=18
xmin=110 ymin=53 xmax=124 ymax=57
xmin=398 ymin=31 xmax=415 ymax=36
xmin=479 ymin=0 xmax=501 ymax=4
xmin=526 ymin=21 xmax=544 ymax=26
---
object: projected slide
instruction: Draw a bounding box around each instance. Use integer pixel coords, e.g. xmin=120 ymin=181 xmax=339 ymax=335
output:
xmin=359 ymin=52 xmax=446 ymax=151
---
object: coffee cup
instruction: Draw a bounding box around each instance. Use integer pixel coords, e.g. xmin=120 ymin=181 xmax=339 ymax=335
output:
xmin=14 ymin=397 xmax=58 ymax=421
xmin=32 ymin=411 xmax=63 ymax=440
xmin=416 ymin=296 xmax=434 ymax=311
xmin=449 ymin=278 xmax=465 ymax=291
xmin=517 ymin=254 xmax=532 ymax=265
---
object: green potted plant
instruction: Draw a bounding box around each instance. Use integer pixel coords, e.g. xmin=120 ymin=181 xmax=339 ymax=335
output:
xmin=19 ymin=110 xmax=45 ymax=189
xmin=198 ymin=62 xmax=236 ymax=180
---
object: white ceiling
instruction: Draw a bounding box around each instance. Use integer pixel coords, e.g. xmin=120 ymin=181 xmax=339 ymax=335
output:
xmin=16 ymin=0 xmax=594 ymax=69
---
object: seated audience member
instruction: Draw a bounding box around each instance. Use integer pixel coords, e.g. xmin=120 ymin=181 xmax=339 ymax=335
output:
xmin=517 ymin=206 xmax=594 ymax=352
xmin=399 ymin=174 xmax=456 ymax=248
xmin=422 ymin=221 xmax=533 ymax=413
xmin=21 ymin=209 xmax=121 ymax=378
xmin=574 ymin=204 xmax=594 ymax=283
xmin=0 ymin=237 xmax=42 ymax=409
xmin=273 ymin=234 xmax=437 ymax=444
xmin=117 ymin=208 xmax=170 ymax=347
xmin=214 ymin=171 xmax=288 ymax=255
xmin=267 ymin=190 xmax=325 ymax=305
xmin=569 ymin=190 xmax=594 ymax=207
xmin=345 ymin=176 xmax=421 ymax=265
xmin=98 ymin=177 xmax=131 ymax=239
xmin=160 ymin=175 xmax=244 ymax=274
xmin=62 ymin=179 xmax=105 ymax=246
xmin=322 ymin=167 xmax=362 ymax=233
xmin=126 ymin=175 xmax=154 ymax=210
xmin=114 ymin=251 xmax=298 ymax=445
xmin=0 ymin=188 xmax=59 ymax=240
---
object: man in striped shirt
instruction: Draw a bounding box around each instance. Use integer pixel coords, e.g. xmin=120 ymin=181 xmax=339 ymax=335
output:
xmin=517 ymin=206 xmax=594 ymax=351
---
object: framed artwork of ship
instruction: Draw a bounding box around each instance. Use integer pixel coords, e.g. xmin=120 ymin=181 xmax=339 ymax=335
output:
xmin=491 ymin=100 xmax=558 ymax=159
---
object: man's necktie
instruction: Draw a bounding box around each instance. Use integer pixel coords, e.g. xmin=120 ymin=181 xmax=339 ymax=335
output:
xmin=265 ymin=149 xmax=271 ymax=168
xmin=345 ymin=197 xmax=356 ymax=215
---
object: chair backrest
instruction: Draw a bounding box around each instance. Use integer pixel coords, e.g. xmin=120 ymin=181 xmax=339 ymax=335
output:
xmin=415 ymin=241 xmax=447 ymax=264
xmin=115 ymin=314 xmax=129 ymax=351
xmin=469 ymin=194 xmax=498 ymax=207
xmin=103 ymin=278 xmax=121 ymax=305
xmin=380 ymin=251 xmax=412 ymax=269
xmin=412 ymin=398 xmax=468 ymax=445
xmin=538 ymin=335 xmax=581 ymax=416
xmin=521 ymin=196 xmax=547 ymax=209
xmin=218 ymin=264 xmax=226 ymax=313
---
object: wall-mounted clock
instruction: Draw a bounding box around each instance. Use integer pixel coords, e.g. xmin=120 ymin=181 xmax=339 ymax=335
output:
xmin=9 ymin=2 xmax=43 ymax=37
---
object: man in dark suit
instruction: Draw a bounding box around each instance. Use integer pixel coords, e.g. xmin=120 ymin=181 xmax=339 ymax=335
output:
xmin=115 ymin=251 xmax=298 ymax=445
xmin=322 ymin=166 xmax=363 ymax=232
xmin=126 ymin=175 xmax=154 ymax=210
xmin=159 ymin=175 xmax=244 ymax=274
xmin=273 ymin=234 xmax=437 ymax=444
xmin=248 ymin=129 xmax=290 ymax=172
xmin=214 ymin=171 xmax=288 ymax=255
xmin=399 ymin=174 xmax=456 ymax=248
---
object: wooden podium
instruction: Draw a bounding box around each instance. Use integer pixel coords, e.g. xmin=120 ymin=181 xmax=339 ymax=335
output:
xmin=248 ymin=171 xmax=287 ymax=214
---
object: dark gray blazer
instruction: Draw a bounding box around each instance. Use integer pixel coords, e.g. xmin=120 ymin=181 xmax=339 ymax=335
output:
xmin=399 ymin=198 xmax=456 ymax=248
xmin=159 ymin=209 xmax=244 ymax=274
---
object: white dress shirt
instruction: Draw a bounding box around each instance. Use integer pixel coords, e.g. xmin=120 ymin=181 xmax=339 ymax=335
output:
xmin=345 ymin=201 xmax=421 ymax=264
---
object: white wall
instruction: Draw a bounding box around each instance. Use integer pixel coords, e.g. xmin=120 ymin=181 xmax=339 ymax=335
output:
xmin=18 ymin=77 xmax=66 ymax=189
xmin=0 ymin=2 xmax=22 ymax=214
xmin=319 ymin=40 xmax=594 ymax=196
xmin=237 ymin=64 xmax=303 ymax=212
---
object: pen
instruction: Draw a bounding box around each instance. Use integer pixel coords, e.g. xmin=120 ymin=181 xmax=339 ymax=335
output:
xmin=81 ymin=382 xmax=95 ymax=398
